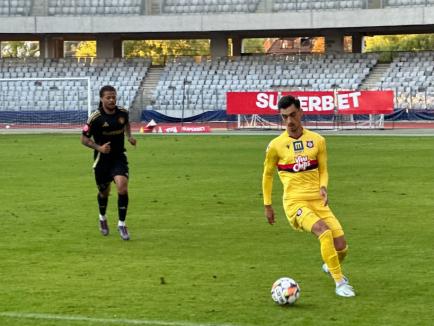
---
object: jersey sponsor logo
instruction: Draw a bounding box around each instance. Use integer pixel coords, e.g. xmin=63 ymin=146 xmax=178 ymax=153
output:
xmin=306 ymin=140 xmax=314 ymax=148
xmin=82 ymin=124 xmax=89 ymax=132
xmin=293 ymin=141 xmax=304 ymax=152
xmin=293 ymin=155 xmax=311 ymax=172
xmin=102 ymin=129 xmax=124 ymax=136
xmin=277 ymin=157 xmax=318 ymax=173
xmin=118 ymin=117 xmax=125 ymax=125
xmin=102 ymin=122 xmax=109 ymax=127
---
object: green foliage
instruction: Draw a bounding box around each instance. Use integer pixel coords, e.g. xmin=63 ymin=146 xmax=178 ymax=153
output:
xmin=365 ymin=34 xmax=434 ymax=52
xmin=0 ymin=134 xmax=433 ymax=326
xmin=0 ymin=41 xmax=39 ymax=58
xmin=242 ymin=38 xmax=267 ymax=53
xmin=123 ymin=40 xmax=210 ymax=64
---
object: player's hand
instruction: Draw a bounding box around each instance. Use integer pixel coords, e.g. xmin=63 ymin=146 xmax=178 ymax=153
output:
xmin=320 ymin=186 xmax=328 ymax=206
xmin=99 ymin=142 xmax=111 ymax=154
xmin=128 ymin=137 xmax=137 ymax=147
xmin=264 ymin=205 xmax=275 ymax=225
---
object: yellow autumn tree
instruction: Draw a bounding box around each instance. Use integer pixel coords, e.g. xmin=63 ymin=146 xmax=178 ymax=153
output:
xmin=75 ymin=41 xmax=96 ymax=58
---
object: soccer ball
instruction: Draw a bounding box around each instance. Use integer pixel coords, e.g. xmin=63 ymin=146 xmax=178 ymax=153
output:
xmin=271 ymin=277 xmax=301 ymax=305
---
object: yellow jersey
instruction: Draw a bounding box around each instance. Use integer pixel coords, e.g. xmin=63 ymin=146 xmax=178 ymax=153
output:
xmin=262 ymin=128 xmax=328 ymax=205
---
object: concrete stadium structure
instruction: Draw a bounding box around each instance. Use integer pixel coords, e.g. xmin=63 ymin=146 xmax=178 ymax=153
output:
xmin=0 ymin=1 xmax=433 ymax=58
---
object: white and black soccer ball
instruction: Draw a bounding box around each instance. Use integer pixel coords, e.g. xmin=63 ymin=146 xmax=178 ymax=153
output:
xmin=271 ymin=277 xmax=301 ymax=305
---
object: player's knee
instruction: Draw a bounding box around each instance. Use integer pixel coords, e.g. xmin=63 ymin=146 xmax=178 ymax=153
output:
xmin=116 ymin=181 xmax=128 ymax=195
xmin=311 ymin=220 xmax=330 ymax=237
xmin=98 ymin=190 xmax=109 ymax=198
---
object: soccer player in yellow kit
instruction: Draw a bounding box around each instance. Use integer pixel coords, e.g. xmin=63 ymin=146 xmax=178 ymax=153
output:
xmin=262 ymin=95 xmax=355 ymax=297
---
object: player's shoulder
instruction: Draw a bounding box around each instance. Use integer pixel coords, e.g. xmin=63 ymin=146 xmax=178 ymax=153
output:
xmin=118 ymin=106 xmax=129 ymax=114
xmin=87 ymin=110 xmax=102 ymax=124
xmin=303 ymin=128 xmax=325 ymax=142
xmin=267 ymin=131 xmax=287 ymax=149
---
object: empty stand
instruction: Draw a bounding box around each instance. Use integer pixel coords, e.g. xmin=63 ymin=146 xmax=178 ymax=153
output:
xmin=163 ymin=0 xmax=260 ymax=14
xmin=272 ymin=0 xmax=366 ymax=11
xmin=47 ymin=0 xmax=143 ymax=16
xmin=379 ymin=51 xmax=434 ymax=109
xmin=152 ymin=53 xmax=378 ymax=116
xmin=384 ymin=0 xmax=434 ymax=8
xmin=0 ymin=0 xmax=32 ymax=16
xmin=0 ymin=58 xmax=151 ymax=111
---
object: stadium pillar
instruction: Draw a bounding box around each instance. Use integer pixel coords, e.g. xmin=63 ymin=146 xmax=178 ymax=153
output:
xmin=351 ymin=34 xmax=363 ymax=53
xmin=40 ymin=36 xmax=64 ymax=59
xmin=210 ymin=34 xmax=228 ymax=58
xmin=96 ymin=36 xmax=122 ymax=58
xmin=324 ymin=30 xmax=344 ymax=54
xmin=231 ymin=36 xmax=242 ymax=57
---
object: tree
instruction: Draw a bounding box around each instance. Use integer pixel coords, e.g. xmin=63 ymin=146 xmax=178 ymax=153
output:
xmin=123 ymin=40 xmax=210 ymax=64
xmin=75 ymin=41 xmax=96 ymax=58
xmin=1 ymin=41 xmax=39 ymax=58
xmin=364 ymin=34 xmax=434 ymax=52
xmin=311 ymin=37 xmax=325 ymax=53
xmin=242 ymin=38 xmax=267 ymax=53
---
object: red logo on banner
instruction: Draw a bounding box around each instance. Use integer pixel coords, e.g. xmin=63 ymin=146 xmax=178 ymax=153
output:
xmin=226 ymin=91 xmax=394 ymax=115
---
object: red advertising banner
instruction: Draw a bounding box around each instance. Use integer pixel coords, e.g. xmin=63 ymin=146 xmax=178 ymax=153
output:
xmin=151 ymin=124 xmax=211 ymax=134
xmin=226 ymin=91 xmax=394 ymax=115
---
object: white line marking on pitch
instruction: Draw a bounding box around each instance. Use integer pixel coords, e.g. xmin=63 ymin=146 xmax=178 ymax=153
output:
xmin=0 ymin=312 xmax=247 ymax=326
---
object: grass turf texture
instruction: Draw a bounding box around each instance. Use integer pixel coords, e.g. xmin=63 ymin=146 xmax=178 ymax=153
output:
xmin=0 ymin=134 xmax=433 ymax=326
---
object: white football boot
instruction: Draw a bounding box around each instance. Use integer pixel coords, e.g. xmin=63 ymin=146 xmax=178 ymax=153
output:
xmin=335 ymin=281 xmax=356 ymax=297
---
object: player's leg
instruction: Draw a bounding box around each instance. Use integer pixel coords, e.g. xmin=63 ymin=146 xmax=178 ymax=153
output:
xmin=310 ymin=220 xmax=344 ymax=284
xmin=310 ymin=201 xmax=355 ymax=297
xmin=113 ymin=175 xmax=130 ymax=240
xmin=94 ymin=162 xmax=112 ymax=236
xmin=284 ymin=200 xmax=354 ymax=296
xmin=317 ymin=204 xmax=348 ymax=269
xmin=112 ymin=155 xmax=130 ymax=240
xmin=284 ymin=201 xmax=343 ymax=281
xmin=311 ymin=220 xmax=355 ymax=297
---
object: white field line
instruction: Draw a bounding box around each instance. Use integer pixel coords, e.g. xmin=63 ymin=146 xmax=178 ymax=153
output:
xmin=0 ymin=312 xmax=248 ymax=326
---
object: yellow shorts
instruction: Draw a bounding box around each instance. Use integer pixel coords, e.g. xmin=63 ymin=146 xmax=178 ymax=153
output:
xmin=283 ymin=198 xmax=344 ymax=238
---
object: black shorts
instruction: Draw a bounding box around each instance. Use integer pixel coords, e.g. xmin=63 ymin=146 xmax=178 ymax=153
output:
xmin=93 ymin=153 xmax=129 ymax=192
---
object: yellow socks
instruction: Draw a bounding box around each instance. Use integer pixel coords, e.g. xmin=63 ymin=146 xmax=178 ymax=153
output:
xmin=319 ymin=230 xmax=344 ymax=283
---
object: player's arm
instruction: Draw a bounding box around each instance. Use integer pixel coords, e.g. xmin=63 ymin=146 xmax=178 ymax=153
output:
xmin=81 ymin=134 xmax=111 ymax=154
xmin=318 ymin=137 xmax=329 ymax=206
xmin=81 ymin=121 xmax=111 ymax=154
xmin=125 ymin=120 xmax=137 ymax=146
xmin=262 ymin=143 xmax=278 ymax=224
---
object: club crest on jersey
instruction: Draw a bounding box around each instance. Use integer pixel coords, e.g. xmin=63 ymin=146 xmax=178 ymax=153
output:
xmin=118 ymin=117 xmax=125 ymax=125
xmin=306 ymin=140 xmax=314 ymax=148
xmin=102 ymin=122 xmax=109 ymax=127
xmin=296 ymin=208 xmax=303 ymax=216
xmin=293 ymin=141 xmax=304 ymax=152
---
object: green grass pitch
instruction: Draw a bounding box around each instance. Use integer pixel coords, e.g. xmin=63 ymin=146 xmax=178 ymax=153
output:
xmin=0 ymin=134 xmax=433 ymax=326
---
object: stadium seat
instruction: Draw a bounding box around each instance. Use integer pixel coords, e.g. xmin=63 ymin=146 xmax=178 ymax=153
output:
xmin=0 ymin=57 xmax=151 ymax=112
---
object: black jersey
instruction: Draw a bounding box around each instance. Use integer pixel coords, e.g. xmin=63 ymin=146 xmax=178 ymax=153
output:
xmin=82 ymin=106 xmax=129 ymax=158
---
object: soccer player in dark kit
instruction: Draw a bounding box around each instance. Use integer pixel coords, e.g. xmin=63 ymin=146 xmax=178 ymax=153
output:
xmin=81 ymin=85 xmax=137 ymax=240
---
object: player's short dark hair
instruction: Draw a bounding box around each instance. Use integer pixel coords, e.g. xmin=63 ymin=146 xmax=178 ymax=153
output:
xmin=99 ymin=85 xmax=117 ymax=98
xmin=278 ymin=95 xmax=301 ymax=110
